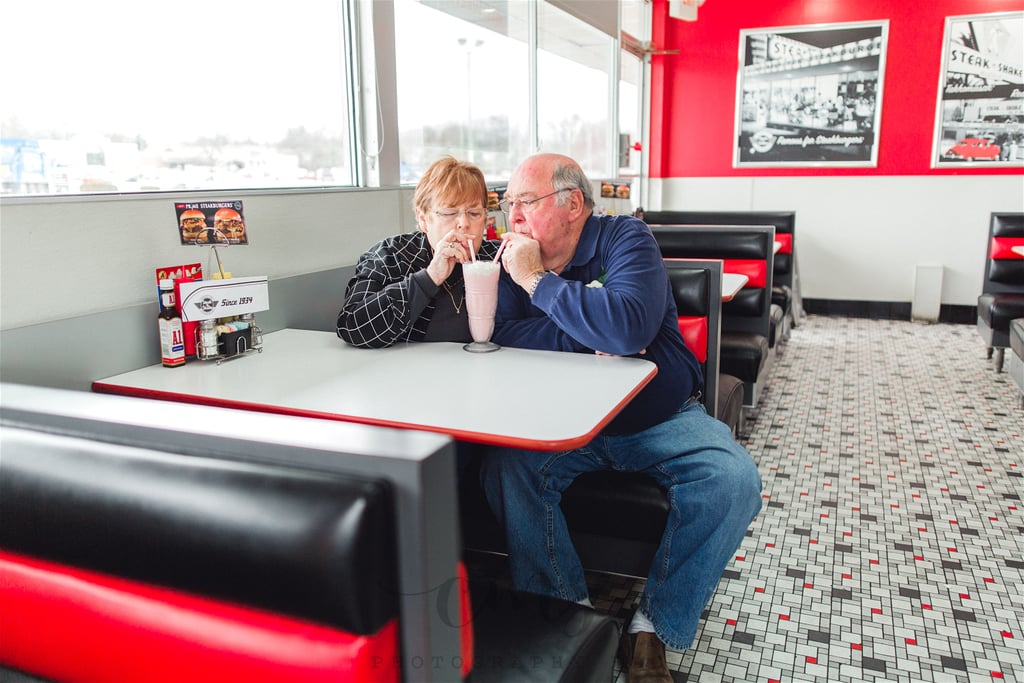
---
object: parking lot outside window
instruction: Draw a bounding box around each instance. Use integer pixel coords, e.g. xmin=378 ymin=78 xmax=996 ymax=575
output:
xmin=1 ymin=1 xmax=354 ymax=196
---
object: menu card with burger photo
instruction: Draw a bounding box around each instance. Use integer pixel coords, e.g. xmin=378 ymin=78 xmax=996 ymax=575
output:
xmin=176 ymin=200 xmax=249 ymax=245
xmin=596 ymin=180 xmax=633 ymax=217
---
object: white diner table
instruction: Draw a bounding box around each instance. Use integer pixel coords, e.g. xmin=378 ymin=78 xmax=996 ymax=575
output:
xmin=721 ymin=272 xmax=749 ymax=301
xmin=1011 ymin=245 xmax=1024 ymax=256
xmin=94 ymin=328 xmax=658 ymax=452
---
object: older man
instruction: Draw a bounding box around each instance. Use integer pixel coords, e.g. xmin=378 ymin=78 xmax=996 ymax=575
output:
xmin=481 ymin=153 xmax=762 ymax=682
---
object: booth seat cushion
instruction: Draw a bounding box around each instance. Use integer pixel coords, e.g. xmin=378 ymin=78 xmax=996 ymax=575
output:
xmin=460 ymin=466 xmax=669 ymax=575
xmin=717 ymin=373 xmax=745 ymax=435
xmin=978 ymin=293 xmax=1024 ymax=332
xmin=0 ymin=549 xmax=400 ymax=683
xmin=562 ymin=471 xmax=668 ymax=544
xmin=466 ymin=581 xmax=619 ymax=683
xmin=722 ymin=284 xmax=767 ymax=319
xmin=769 ymin=304 xmax=784 ymax=348
xmin=774 ymin=251 xmax=793 ymax=277
xmin=772 ymin=285 xmax=792 ymax=313
xmin=719 ymin=333 xmax=769 ymax=382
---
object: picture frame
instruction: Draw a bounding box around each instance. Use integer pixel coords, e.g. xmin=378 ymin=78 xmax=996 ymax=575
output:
xmin=931 ymin=11 xmax=1024 ymax=168
xmin=734 ymin=20 xmax=889 ymax=168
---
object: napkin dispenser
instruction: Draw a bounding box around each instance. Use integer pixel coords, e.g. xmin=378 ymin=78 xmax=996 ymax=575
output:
xmin=177 ymin=277 xmax=269 ymax=362
xmin=178 ymin=276 xmax=269 ymax=322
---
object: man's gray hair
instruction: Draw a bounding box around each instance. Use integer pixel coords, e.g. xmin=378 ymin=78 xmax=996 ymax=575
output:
xmin=552 ymin=161 xmax=595 ymax=210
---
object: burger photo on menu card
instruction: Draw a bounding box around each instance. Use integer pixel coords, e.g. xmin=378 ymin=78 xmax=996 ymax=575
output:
xmin=178 ymin=209 xmax=208 ymax=243
xmin=214 ymin=208 xmax=247 ymax=244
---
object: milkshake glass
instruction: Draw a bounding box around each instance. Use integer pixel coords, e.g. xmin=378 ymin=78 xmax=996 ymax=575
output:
xmin=462 ymin=260 xmax=500 ymax=353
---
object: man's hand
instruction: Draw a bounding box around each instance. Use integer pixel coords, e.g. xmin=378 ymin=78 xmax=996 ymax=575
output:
xmin=498 ymin=233 xmax=545 ymax=292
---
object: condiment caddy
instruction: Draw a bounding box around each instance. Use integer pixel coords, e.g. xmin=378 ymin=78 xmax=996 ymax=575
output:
xmin=156 ymin=246 xmax=269 ymax=366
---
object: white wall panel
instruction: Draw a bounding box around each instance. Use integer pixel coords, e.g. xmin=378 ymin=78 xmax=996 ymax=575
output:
xmin=651 ymin=175 xmax=1024 ymax=306
xmin=1 ymin=188 xmax=408 ymax=330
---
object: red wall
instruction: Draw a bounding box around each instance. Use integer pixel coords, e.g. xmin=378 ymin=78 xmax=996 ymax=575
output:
xmin=649 ymin=0 xmax=1024 ymax=177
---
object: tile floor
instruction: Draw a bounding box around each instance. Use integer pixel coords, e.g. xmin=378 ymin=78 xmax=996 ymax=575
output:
xmin=474 ymin=315 xmax=1024 ymax=682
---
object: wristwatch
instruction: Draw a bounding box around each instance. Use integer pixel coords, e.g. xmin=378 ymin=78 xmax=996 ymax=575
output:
xmin=527 ymin=271 xmax=546 ymax=298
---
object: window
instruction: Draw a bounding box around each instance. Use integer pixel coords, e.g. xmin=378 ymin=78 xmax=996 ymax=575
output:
xmin=620 ymin=0 xmax=647 ymax=42
xmin=4 ymin=1 xmax=646 ymax=196
xmin=618 ymin=50 xmax=643 ymax=177
xmin=619 ymin=0 xmax=650 ymax=179
xmin=396 ymin=0 xmax=633 ymax=183
xmin=536 ymin=2 xmax=614 ymax=177
xmin=394 ymin=0 xmax=531 ymax=183
xmin=1 ymin=1 xmax=354 ymax=196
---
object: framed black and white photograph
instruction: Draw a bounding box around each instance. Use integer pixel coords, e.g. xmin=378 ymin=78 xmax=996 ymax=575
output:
xmin=932 ymin=12 xmax=1024 ymax=168
xmin=734 ymin=21 xmax=889 ymax=167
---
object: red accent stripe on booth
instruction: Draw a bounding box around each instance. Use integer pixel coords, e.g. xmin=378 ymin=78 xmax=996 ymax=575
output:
xmin=678 ymin=316 xmax=708 ymax=363
xmin=991 ymin=237 xmax=1024 ymax=259
xmin=723 ymin=259 xmax=767 ymax=288
xmin=0 ymin=551 xmax=400 ymax=683
xmin=776 ymin=233 xmax=792 ymax=254
xmin=458 ymin=560 xmax=474 ymax=678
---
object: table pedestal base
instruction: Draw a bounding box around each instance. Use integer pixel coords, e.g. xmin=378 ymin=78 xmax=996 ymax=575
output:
xmin=464 ymin=341 xmax=500 ymax=353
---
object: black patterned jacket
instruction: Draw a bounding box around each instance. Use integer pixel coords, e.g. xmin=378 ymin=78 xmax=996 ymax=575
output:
xmin=337 ymin=231 xmax=498 ymax=348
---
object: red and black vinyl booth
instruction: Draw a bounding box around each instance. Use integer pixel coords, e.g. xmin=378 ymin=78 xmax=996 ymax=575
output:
xmin=977 ymin=212 xmax=1024 ymax=372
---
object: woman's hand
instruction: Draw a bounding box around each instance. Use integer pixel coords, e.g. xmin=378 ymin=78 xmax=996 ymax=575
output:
xmin=426 ymin=230 xmax=474 ymax=286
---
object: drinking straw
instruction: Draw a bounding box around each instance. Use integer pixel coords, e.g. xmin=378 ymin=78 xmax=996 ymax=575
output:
xmin=468 ymin=236 xmax=476 ymax=262
xmin=492 ymin=239 xmax=507 ymax=265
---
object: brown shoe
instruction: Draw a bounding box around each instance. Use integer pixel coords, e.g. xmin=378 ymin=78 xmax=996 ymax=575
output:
xmin=619 ymin=630 xmax=672 ymax=683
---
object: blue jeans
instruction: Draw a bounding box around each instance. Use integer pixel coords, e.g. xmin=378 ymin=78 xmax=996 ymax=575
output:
xmin=479 ymin=400 xmax=762 ymax=650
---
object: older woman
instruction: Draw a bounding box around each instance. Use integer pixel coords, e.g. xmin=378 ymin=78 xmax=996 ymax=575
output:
xmin=337 ymin=156 xmax=498 ymax=347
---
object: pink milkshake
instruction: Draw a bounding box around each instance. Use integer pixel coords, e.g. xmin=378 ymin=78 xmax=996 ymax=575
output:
xmin=462 ymin=260 xmax=500 ymax=352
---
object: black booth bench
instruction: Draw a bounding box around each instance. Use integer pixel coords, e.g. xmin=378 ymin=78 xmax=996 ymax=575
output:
xmin=0 ymin=384 xmax=619 ymax=683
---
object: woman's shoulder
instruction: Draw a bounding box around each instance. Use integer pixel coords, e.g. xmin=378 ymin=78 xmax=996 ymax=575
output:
xmin=355 ymin=232 xmax=430 ymax=278
xmin=378 ymin=230 xmax=427 ymax=249
xmin=364 ymin=231 xmax=429 ymax=259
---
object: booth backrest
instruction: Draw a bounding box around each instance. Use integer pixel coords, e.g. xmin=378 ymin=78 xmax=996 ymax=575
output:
xmin=1 ymin=425 xmax=402 ymax=683
xmin=652 ymin=225 xmax=775 ymax=340
xmin=0 ymin=383 xmax=468 ymax=683
xmin=664 ymin=259 xmax=724 ymax=419
xmin=983 ymin=212 xmax=1024 ymax=293
xmin=640 ymin=210 xmax=795 ymax=290
xmin=2 ymin=432 xmax=398 ymax=635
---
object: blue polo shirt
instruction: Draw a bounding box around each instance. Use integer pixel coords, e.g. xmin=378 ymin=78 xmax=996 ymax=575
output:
xmin=493 ymin=213 xmax=702 ymax=435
